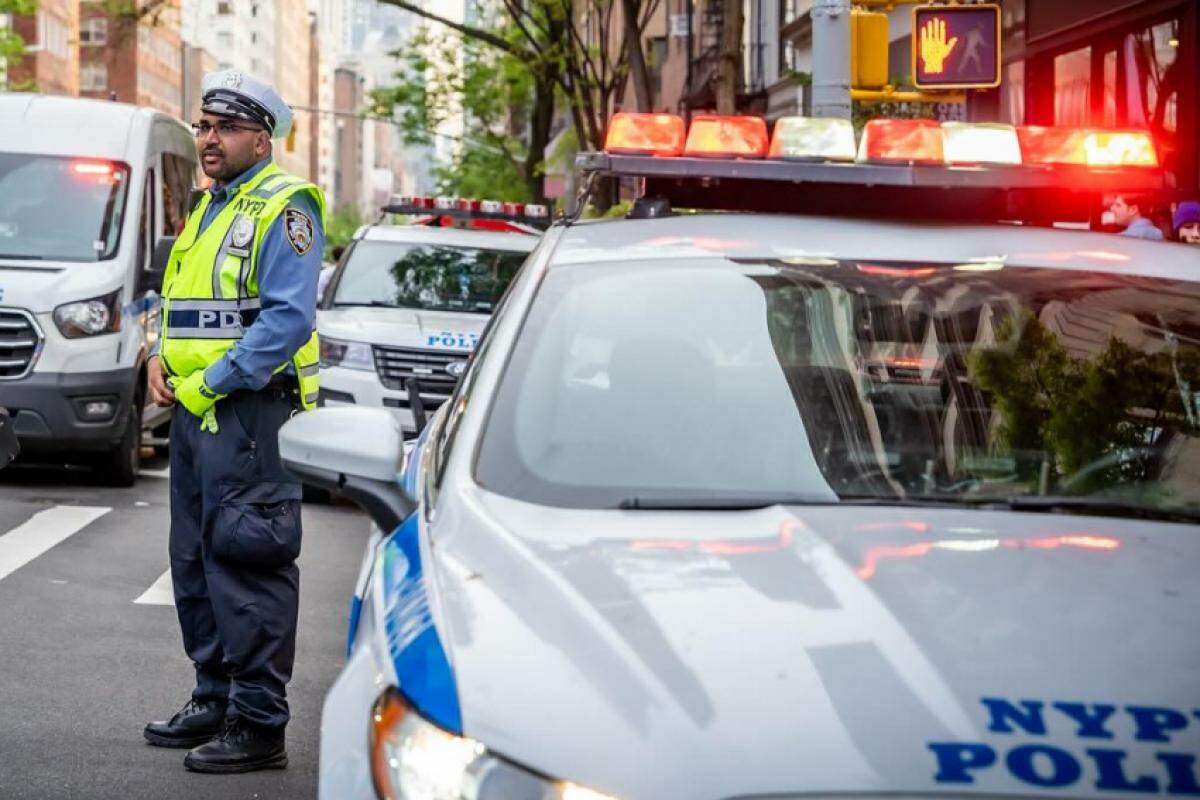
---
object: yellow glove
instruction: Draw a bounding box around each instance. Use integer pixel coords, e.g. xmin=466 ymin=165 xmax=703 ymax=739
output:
xmin=169 ymin=372 xmax=225 ymax=434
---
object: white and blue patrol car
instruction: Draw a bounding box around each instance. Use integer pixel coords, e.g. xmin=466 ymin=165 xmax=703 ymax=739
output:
xmin=280 ymin=115 xmax=1200 ymax=800
xmin=317 ymin=205 xmax=538 ymax=434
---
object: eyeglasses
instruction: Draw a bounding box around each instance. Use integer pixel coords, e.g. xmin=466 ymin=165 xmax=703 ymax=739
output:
xmin=191 ymin=120 xmax=265 ymax=138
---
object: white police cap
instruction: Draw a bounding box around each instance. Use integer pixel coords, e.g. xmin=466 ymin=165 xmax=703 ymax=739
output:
xmin=200 ymin=69 xmax=293 ymax=140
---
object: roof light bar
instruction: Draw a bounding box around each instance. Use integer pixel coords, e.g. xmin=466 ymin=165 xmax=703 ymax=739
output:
xmin=382 ymin=195 xmax=550 ymax=231
xmin=604 ymin=112 xmax=686 ymax=157
xmin=684 ymin=115 xmax=769 ymax=159
xmin=941 ymin=122 xmax=1021 ymax=165
xmin=858 ymin=118 xmax=944 ymax=165
xmin=769 ymin=117 xmax=856 ymax=161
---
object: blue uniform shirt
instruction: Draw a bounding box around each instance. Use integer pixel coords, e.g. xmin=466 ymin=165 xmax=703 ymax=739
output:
xmin=192 ymin=158 xmax=324 ymax=395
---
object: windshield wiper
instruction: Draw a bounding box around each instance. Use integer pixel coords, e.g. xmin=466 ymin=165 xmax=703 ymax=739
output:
xmin=995 ymin=495 xmax=1200 ymax=524
xmin=332 ymin=301 xmax=399 ymax=308
xmin=0 ymin=253 xmax=44 ymax=260
xmin=617 ymin=494 xmax=832 ymax=510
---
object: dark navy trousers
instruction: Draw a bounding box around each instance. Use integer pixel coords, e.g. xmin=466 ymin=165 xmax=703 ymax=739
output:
xmin=168 ymin=386 xmax=302 ymax=731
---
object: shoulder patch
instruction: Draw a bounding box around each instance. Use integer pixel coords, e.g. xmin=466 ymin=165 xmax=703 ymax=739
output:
xmin=284 ymin=207 xmax=314 ymax=256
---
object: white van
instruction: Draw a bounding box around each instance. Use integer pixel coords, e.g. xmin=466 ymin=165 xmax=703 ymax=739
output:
xmin=0 ymin=94 xmax=196 ymax=485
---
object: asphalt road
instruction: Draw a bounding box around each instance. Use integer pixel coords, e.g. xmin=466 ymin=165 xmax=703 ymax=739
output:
xmin=0 ymin=455 xmax=369 ymax=799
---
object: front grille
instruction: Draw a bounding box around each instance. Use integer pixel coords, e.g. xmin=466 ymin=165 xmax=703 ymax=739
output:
xmin=372 ymin=345 xmax=468 ymax=404
xmin=0 ymin=308 xmax=42 ymax=380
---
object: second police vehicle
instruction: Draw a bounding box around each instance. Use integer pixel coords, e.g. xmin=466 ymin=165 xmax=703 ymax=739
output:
xmin=280 ymin=113 xmax=1200 ymax=799
xmin=317 ymin=199 xmax=542 ymax=434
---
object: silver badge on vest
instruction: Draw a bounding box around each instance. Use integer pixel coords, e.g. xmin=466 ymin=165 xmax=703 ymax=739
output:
xmin=229 ymin=215 xmax=255 ymax=257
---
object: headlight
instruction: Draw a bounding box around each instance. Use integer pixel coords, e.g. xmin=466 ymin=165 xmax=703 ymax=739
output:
xmin=320 ymin=336 xmax=375 ymax=371
xmin=370 ymin=689 xmax=621 ymax=800
xmin=53 ymin=290 xmax=122 ymax=338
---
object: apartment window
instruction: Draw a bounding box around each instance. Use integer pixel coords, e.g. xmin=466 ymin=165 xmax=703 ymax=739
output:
xmin=1053 ymin=46 xmax=1090 ymax=126
xmin=79 ymin=17 xmax=107 ymax=45
xmin=250 ymin=32 xmax=257 ymax=44
xmin=216 ymin=0 xmax=232 ymax=14
xmin=32 ymin=11 xmax=70 ymax=58
xmin=80 ymin=62 xmax=108 ymax=92
xmin=216 ymin=31 xmax=232 ymax=49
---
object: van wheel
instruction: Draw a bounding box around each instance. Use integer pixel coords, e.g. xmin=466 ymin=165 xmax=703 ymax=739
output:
xmin=152 ymin=422 xmax=171 ymax=459
xmin=97 ymin=394 xmax=142 ymax=487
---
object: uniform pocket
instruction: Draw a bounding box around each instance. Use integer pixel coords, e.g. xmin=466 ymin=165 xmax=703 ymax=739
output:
xmin=212 ymin=481 xmax=303 ymax=569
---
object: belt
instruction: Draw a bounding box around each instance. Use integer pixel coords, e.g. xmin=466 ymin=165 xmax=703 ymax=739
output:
xmin=227 ymin=374 xmax=297 ymax=403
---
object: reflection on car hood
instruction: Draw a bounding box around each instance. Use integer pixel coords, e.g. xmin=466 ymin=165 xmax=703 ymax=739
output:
xmin=317 ymin=306 xmax=488 ymax=351
xmin=426 ymin=490 xmax=1200 ymax=800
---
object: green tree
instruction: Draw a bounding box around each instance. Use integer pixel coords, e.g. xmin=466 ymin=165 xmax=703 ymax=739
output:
xmin=371 ymin=22 xmax=537 ymax=202
xmin=324 ymin=204 xmax=363 ymax=261
xmin=374 ymin=0 xmax=661 ymax=210
xmin=0 ymin=0 xmax=38 ymax=91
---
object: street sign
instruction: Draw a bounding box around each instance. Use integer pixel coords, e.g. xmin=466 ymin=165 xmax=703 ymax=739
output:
xmin=912 ymin=4 xmax=1001 ymax=90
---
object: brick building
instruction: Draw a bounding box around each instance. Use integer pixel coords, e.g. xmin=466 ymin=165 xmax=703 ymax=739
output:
xmin=6 ymin=0 xmax=78 ymax=95
xmin=77 ymin=0 xmax=183 ymax=118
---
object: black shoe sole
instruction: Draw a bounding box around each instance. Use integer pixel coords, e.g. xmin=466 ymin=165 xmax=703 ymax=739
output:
xmin=144 ymin=729 xmax=221 ymax=749
xmin=183 ymin=752 xmax=288 ymax=774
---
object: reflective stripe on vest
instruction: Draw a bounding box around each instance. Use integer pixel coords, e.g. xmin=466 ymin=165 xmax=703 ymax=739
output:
xmin=165 ymin=298 xmax=262 ymax=339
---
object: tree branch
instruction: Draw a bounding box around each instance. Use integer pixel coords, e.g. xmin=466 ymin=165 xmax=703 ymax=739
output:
xmin=376 ymin=0 xmax=530 ymax=57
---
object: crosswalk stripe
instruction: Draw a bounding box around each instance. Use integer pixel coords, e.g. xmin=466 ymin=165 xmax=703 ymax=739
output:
xmin=134 ymin=568 xmax=174 ymax=606
xmin=0 ymin=505 xmax=111 ymax=582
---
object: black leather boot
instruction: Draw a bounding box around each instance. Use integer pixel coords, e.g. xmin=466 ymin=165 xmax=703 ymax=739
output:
xmin=144 ymin=698 xmax=227 ymax=748
xmin=183 ymin=717 xmax=288 ymax=773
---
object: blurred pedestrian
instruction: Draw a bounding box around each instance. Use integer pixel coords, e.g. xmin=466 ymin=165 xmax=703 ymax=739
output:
xmin=1108 ymin=193 xmax=1164 ymax=241
xmin=1172 ymin=201 xmax=1200 ymax=245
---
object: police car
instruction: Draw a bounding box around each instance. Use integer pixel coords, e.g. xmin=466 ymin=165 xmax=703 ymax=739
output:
xmin=280 ymin=113 xmax=1200 ymax=800
xmin=317 ymin=199 xmax=541 ymax=433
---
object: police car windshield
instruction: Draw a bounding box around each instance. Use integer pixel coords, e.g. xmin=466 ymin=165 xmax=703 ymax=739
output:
xmin=476 ymin=258 xmax=1200 ymax=518
xmin=0 ymin=154 xmax=130 ymax=262
xmin=332 ymin=239 xmax=526 ymax=314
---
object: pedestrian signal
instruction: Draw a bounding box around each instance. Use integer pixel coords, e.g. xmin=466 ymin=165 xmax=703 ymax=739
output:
xmin=912 ymin=4 xmax=1001 ymax=90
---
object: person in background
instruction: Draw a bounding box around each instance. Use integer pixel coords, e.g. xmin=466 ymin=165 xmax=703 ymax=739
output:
xmin=1172 ymin=201 xmax=1200 ymax=245
xmin=1108 ymin=193 xmax=1164 ymax=241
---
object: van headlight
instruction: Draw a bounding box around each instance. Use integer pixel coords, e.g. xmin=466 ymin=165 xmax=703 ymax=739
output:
xmin=320 ymin=336 xmax=375 ymax=371
xmin=370 ymin=689 xmax=621 ymax=800
xmin=53 ymin=290 xmax=122 ymax=338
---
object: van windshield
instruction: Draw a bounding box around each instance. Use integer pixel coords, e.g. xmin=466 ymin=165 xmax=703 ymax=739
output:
xmin=0 ymin=153 xmax=131 ymax=262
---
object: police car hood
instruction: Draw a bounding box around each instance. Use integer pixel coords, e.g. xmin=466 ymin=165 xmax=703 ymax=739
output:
xmin=430 ymin=490 xmax=1200 ymax=800
xmin=317 ymin=306 xmax=486 ymax=351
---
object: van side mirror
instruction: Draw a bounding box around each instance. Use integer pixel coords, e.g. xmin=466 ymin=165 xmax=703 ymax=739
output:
xmin=279 ymin=407 xmax=416 ymax=530
xmin=138 ymin=236 xmax=175 ymax=294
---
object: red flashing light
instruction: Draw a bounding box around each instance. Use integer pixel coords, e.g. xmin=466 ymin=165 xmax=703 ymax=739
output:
xmin=502 ymin=202 xmax=525 ymax=216
xmin=72 ymin=161 xmax=115 ymax=176
xmin=684 ymin=115 xmax=769 ymax=159
xmin=457 ymin=198 xmax=481 ymax=212
xmin=412 ymin=196 xmax=434 ymax=209
xmin=860 ymin=119 xmax=944 ymax=164
xmin=1017 ymin=126 xmax=1158 ymax=167
xmin=857 ymin=263 xmax=939 ymax=278
xmin=605 ymin=112 xmax=686 ymax=157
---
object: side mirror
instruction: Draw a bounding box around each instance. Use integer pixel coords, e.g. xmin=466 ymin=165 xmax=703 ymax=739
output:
xmin=279 ymin=407 xmax=416 ymax=530
xmin=138 ymin=236 xmax=175 ymax=294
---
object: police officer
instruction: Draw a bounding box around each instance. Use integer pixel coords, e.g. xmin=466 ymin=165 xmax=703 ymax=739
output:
xmin=142 ymin=70 xmax=325 ymax=774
